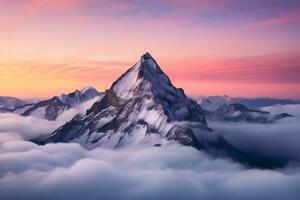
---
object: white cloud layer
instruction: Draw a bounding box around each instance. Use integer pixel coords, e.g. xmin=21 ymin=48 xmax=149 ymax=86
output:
xmin=0 ymin=104 xmax=300 ymax=200
xmin=1 ymin=141 xmax=300 ymax=200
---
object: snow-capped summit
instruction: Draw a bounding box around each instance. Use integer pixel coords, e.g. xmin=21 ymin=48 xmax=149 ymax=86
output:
xmin=81 ymin=86 xmax=97 ymax=94
xmin=39 ymin=52 xmax=208 ymax=148
xmin=109 ymin=52 xmax=206 ymax=122
xmin=112 ymin=52 xmax=173 ymax=100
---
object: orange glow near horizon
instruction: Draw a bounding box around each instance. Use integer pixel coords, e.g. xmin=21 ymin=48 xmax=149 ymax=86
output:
xmin=1 ymin=0 xmax=300 ymax=99
xmin=1 ymin=53 xmax=300 ymax=99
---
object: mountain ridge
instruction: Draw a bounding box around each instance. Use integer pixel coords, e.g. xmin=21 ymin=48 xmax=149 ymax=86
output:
xmin=5 ymin=87 xmax=102 ymax=120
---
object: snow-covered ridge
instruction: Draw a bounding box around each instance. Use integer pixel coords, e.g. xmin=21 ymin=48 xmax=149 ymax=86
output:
xmin=7 ymin=87 xmax=103 ymax=121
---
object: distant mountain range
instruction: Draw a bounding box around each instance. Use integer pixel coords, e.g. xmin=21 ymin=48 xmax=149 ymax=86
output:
xmin=1 ymin=87 xmax=103 ymax=120
xmin=197 ymin=95 xmax=293 ymax=123
xmin=197 ymin=95 xmax=300 ymax=109
xmin=0 ymin=96 xmax=26 ymax=112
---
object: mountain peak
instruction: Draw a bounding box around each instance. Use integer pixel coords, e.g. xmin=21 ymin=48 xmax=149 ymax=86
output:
xmin=41 ymin=53 xmax=208 ymax=149
xmin=110 ymin=52 xmax=174 ymax=102
xmin=96 ymin=53 xmax=207 ymax=123
xmin=135 ymin=51 xmax=161 ymax=72
xmin=81 ymin=86 xmax=97 ymax=94
xmin=142 ymin=52 xmax=153 ymax=60
xmin=58 ymin=86 xmax=99 ymax=107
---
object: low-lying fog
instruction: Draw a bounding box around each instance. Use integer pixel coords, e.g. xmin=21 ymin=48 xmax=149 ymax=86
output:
xmin=0 ymin=104 xmax=300 ymax=200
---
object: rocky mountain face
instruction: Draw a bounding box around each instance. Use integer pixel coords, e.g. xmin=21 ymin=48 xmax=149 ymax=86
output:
xmin=34 ymin=53 xmax=291 ymax=168
xmin=11 ymin=87 xmax=101 ymax=120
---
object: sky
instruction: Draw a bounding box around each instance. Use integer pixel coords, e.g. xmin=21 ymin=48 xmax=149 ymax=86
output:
xmin=0 ymin=0 xmax=300 ymax=99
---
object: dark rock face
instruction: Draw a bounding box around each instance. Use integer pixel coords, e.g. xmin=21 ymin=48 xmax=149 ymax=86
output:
xmin=273 ymin=113 xmax=293 ymax=120
xmin=0 ymin=107 xmax=11 ymax=113
xmin=166 ymin=126 xmax=198 ymax=146
xmin=21 ymin=97 xmax=66 ymax=120
xmin=40 ymin=115 xmax=86 ymax=143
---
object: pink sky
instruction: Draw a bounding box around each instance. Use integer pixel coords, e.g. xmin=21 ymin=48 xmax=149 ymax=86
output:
xmin=0 ymin=0 xmax=300 ymax=99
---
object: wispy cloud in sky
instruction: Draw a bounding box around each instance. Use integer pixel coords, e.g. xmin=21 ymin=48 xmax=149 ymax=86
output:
xmin=244 ymin=10 xmax=300 ymax=29
xmin=170 ymin=51 xmax=300 ymax=83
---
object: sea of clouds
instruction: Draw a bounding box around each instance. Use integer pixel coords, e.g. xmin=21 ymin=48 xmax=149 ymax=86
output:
xmin=210 ymin=104 xmax=300 ymax=164
xmin=0 ymin=104 xmax=300 ymax=200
